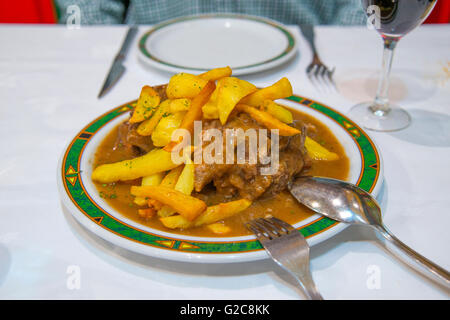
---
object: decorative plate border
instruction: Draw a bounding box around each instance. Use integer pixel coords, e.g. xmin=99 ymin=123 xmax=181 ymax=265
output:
xmin=138 ymin=14 xmax=296 ymax=72
xmin=60 ymin=95 xmax=381 ymax=257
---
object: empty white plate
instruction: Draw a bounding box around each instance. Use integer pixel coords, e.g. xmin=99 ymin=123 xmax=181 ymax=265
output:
xmin=138 ymin=14 xmax=298 ymax=75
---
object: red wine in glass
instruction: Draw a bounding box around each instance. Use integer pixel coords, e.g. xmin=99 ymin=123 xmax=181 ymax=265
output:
xmin=349 ymin=0 xmax=437 ymax=131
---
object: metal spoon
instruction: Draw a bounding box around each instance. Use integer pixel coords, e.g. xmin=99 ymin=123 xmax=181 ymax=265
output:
xmin=289 ymin=176 xmax=450 ymax=289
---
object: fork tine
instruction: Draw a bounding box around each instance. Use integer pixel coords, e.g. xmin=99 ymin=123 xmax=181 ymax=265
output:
xmin=320 ymin=65 xmax=337 ymax=93
xmin=268 ymin=217 xmax=296 ymax=233
xmin=253 ymin=218 xmax=280 ymax=239
xmin=326 ymin=67 xmax=337 ymax=90
xmin=313 ymin=64 xmax=321 ymax=78
xmin=316 ymin=65 xmax=328 ymax=88
xmin=259 ymin=218 xmax=290 ymax=236
xmin=307 ymin=65 xmax=320 ymax=88
xmin=245 ymin=221 xmax=268 ymax=240
xmin=246 ymin=217 xmax=323 ymax=300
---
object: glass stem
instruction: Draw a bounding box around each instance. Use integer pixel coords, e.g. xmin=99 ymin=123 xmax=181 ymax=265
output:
xmin=371 ymin=37 xmax=398 ymax=116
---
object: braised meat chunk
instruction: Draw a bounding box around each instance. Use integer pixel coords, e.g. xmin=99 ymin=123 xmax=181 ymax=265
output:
xmin=194 ymin=112 xmax=311 ymax=200
xmin=114 ymin=121 xmax=153 ymax=157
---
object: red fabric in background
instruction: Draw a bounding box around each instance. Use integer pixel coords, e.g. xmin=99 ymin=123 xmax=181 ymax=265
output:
xmin=0 ymin=0 xmax=56 ymax=23
xmin=0 ymin=0 xmax=448 ymax=24
xmin=424 ymin=0 xmax=450 ymax=23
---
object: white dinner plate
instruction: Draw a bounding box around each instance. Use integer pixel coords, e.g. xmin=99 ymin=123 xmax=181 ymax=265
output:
xmin=137 ymin=14 xmax=298 ymax=75
xmin=58 ymin=93 xmax=383 ymax=263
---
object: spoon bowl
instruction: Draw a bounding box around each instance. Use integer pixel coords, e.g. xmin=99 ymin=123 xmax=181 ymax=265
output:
xmin=289 ymin=176 xmax=383 ymax=226
xmin=289 ymin=176 xmax=450 ymax=289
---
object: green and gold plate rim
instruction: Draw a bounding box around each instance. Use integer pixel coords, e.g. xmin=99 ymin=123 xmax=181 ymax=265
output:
xmin=59 ymin=95 xmax=381 ymax=259
xmin=138 ymin=13 xmax=296 ymax=72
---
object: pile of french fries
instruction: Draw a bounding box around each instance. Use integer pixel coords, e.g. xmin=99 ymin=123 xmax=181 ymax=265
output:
xmin=92 ymin=67 xmax=338 ymax=233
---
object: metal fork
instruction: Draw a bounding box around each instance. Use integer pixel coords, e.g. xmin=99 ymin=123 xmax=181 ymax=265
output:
xmin=246 ymin=217 xmax=323 ymax=300
xmin=299 ymin=24 xmax=336 ymax=91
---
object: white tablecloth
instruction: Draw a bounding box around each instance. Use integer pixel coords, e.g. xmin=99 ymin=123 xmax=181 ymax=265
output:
xmin=0 ymin=24 xmax=449 ymax=300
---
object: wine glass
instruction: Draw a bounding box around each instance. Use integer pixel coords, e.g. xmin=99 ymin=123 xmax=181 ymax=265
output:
xmin=349 ymin=0 xmax=437 ymax=131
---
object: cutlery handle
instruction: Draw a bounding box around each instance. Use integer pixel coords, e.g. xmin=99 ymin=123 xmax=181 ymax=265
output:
xmin=299 ymin=24 xmax=317 ymax=54
xmin=375 ymin=225 xmax=450 ymax=289
xmin=292 ymin=269 xmax=324 ymax=300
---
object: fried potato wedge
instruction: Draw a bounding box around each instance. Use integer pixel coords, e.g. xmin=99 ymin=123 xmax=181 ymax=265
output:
xmin=152 ymin=111 xmax=186 ymax=147
xmin=240 ymin=77 xmax=293 ymax=106
xmin=159 ymin=214 xmax=192 ymax=229
xmin=129 ymin=86 xmax=160 ymax=123
xmin=92 ymin=148 xmax=179 ymax=183
xmin=216 ymin=77 xmax=257 ymax=125
xmin=235 ymin=104 xmax=300 ymax=136
xmin=199 ymin=66 xmax=232 ymax=81
xmin=137 ymin=99 xmax=171 ymax=136
xmin=174 ymin=160 xmax=194 ymax=195
xmin=261 ymin=100 xmax=293 ymax=124
xmin=137 ymin=208 xmax=156 ymax=219
xmin=134 ymin=172 xmax=165 ymax=206
xmin=170 ymin=98 xmax=191 ymax=113
xmin=160 ymin=166 xmax=184 ymax=188
xmin=195 ymin=199 xmax=252 ymax=226
xmin=166 ymin=73 xmax=208 ymax=99
xmin=201 ymin=85 xmax=220 ymax=119
xmin=164 ymin=81 xmax=216 ymax=151
xmin=154 ymin=166 xmax=183 ymax=216
xmin=160 ymin=199 xmax=252 ymax=229
xmin=206 ymin=223 xmax=231 ymax=234
xmin=131 ymin=185 xmax=206 ymax=221
xmin=157 ymin=161 xmax=195 ymax=217
xmin=142 ymin=172 xmax=165 ymax=186
xmin=304 ymin=137 xmax=339 ymax=161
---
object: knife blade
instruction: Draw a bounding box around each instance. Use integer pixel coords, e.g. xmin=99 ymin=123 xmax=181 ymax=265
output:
xmin=98 ymin=26 xmax=138 ymax=98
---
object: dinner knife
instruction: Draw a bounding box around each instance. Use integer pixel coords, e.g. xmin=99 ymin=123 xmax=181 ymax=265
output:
xmin=98 ymin=26 xmax=138 ymax=98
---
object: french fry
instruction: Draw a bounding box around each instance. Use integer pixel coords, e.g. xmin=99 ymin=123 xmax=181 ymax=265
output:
xmin=159 ymin=214 xmax=193 ymax=229
xmin=195 ymin=199 xmax=252 ymax=226
xmin=134 ymin=172 xmax=165 ymax=206
xmin=202 ymin=104 xmax=220 ymax=119
xmin=137 ymin=99 xmax=171 ymax=136
xmin=160 ymin=199 xmax=252 ymax=229
xmin=201 ymin=86 xmax=220 ymax=119
xmin=154 ymin=166 xmax=183 ymax=216
xmin=157 ymin=161 xmax=194 ymax=217
xmin=170 ymin=98 xmax=191 ymax=113
xmin=304 ymin=137 xmax=339 ymax=161
xmin=160 ymin=166 xmax=184 ymax=188
xmin=148 ymin=199 xmax=163 ymax=211
xmin=216 ymin=77 xmax=257 ymax=125
xmin=240 ymin=77 xmax=293 ymax=106
xmin=173 ymin=160 xmax=194 ymax=194
xmin=207 ymin=223 xmax=231 ymax=234
xmin=166 ymin=73 xmax=208 ymax=99
xmin=199 ymin=66 xmax=232 ymax=81
xmin=151 ymin=111 xmax=186 ymax=147
xmin=131 ymin=185 xmax=207 ymax=221
xmin=235 ymin=104 xmax=300 ymax=136
xmin=137 ymin=208 xmax=156 ymax=219
xmin=260 ymin=100 xmax=293 ymax=124
xmin=129 ymin=86 xmax=160 ymax=123
xmin=164 ymin=81 xmax=216 ymax=152
xmin=92 ymin=148 xmax=179 ymax=183
xmin=142 ymin=172 xmax=165 ymax=186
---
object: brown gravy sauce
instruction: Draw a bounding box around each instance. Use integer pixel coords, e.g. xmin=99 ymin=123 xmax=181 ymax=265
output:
xmin=93 ymin=108 xmax=349 ymax=237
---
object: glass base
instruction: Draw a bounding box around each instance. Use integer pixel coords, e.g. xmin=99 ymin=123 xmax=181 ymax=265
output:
xmin=348 ymin=102 xmax=411 ymax=132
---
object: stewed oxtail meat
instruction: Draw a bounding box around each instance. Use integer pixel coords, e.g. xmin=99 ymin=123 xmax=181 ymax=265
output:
xmin=194 ymin=112 xmax=311 ymax=200
xmin=114 ymin=121 xmax=153 ymax=157
xmin=113 ymin=85 xmax=168 ymax=157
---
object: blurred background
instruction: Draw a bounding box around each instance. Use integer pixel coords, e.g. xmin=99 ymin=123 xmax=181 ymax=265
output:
xmin=1 ymin=0 xmax=448 ymax=25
